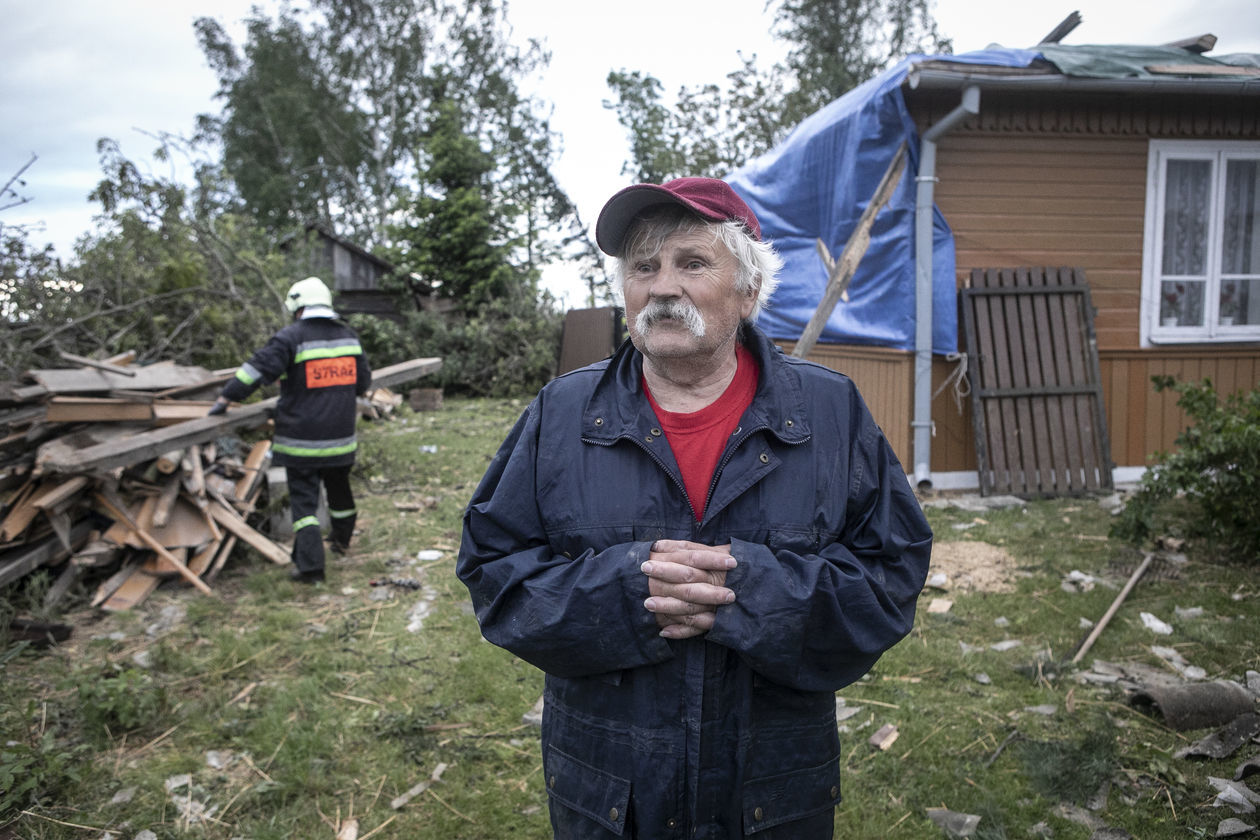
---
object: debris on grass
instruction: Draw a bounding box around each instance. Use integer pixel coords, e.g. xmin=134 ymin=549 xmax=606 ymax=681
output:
xmin=1139 ymin=611 xmax=1173 ymax=635
xmin=1238 ymin=757 xmax=1260 ymax=782
xmin=1215 ymin=817 xmax=1257 ymax=837
xmin=972 ymin=673 xmax=991 ymax=685
xmin=990 ymin=639 xmax=1022 ymax=652
xmin=1063 ymin=570 xmax=1101 ymax=592
xmin=926 ymin=598 xmax=952 ymax=614
xmin=1132 ymin=680 xmax=1256 ymax=731
xmin=926 ymin=541 xmax=1017 ymax=593
xmin=868 ymin=723 xmax=899 ymax=750
xmin=1151 ymin=645 xmax=1207 ymax=680
xmin=1175 ymin=713 xmax=1260 ymax=760
xmin=924 ymin=806 xmax=980 ymax=838
xmin=390 ymin=762 xmax=449 ymax=810
xmin=1209 ymin=776 xmax=1260 ymax=814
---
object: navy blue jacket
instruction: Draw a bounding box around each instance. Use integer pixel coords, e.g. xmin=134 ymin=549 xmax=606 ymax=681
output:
xmin=458 ymin=325 xmax=932 ymax=838
xmin=220 ymin=311 xmax=370 ymax=468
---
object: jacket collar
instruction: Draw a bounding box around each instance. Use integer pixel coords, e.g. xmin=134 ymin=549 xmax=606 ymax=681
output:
xmin=581 ymin=323 xmax=812 ymax=445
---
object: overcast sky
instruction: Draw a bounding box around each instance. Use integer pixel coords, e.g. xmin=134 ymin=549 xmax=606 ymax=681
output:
xmin=3 ymin=0 xmax=1260 ymax=306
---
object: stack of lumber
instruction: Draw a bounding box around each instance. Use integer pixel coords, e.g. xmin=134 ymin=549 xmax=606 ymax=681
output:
xmin=1 ymin=352 xmax=443 ymax=613
xmin=0 ymin=352 xmax=285 ymax=612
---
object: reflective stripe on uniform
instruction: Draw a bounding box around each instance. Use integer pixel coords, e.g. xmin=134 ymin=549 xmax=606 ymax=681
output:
xmin=273 ymin=434 xmax=358 ymax=459
xmin=293 ymin=515 xmax=320 ymax=531
xmin=235 ymin=362 xmax=262 ymax=385
xmin=328 ymin=507 xmax=357 ymax=519
xmin=294 ymin=339 xmax=362 ymax=364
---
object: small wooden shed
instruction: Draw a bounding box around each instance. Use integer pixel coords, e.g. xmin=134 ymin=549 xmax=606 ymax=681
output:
xmin=301 ymin=224 xmax=402 ymax=319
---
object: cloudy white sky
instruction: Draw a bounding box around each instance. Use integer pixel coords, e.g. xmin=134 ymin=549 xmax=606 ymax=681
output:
xmin=3 ymin=0 xmax=1260 ymax=306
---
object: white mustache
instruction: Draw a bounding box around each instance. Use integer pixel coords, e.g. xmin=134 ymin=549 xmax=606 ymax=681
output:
xmin=635 ymin=299 xmax=706 ymax=338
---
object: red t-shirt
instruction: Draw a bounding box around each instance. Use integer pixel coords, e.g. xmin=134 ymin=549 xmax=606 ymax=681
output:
xmin=644 ymin=344 xmax=760 ymax=520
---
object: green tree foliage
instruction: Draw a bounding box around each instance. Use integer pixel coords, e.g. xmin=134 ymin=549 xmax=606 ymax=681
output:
xmin=388 ymin=98 xmax=520 ymax=309
xmin=2 ymin=139 xmax=296 ymax=377
xmin=772 ymin=0 xmax=951 ymax=131
xmin=1111 ymin=376 xmax=1260 ymax=561
xmin=350 ymin=297 xmax=561 ymax=397
xmin=605 ymin=0 xmax=952 ymax=181
xmin=193 ymin=0 xmax=589 ymax=279
xmin=195 ymin=12 xmax=369 ymax=235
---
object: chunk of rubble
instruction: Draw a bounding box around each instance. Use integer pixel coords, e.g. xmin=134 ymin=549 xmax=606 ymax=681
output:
xmin=1175 ymin=713 xmax=1260 ymax=761
xmin=1209 ymin=777 xmax=1260 ymax=814
xmin=1139 ymin=612 xmax=1173 ymax=635
xmin=925 ymin=806 xmax=981 ymax=837
xmin=1151 ymin=645 xmax=1207 ymax=680
xmin=1133 ymin=681 xmax=1257 ymax=731
xmin=990 ymin=640 xmax=1022 ymax=652
xmin=1215 ymin=817 xmax=1256 ymax=837
xmin=1062 ymin=570 xmax=1099 ymax=593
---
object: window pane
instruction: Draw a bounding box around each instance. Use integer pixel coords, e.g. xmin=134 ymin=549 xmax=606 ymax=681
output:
xmin=1222 ymin=159 xmax=1260 ymax=275
xmin=1161 ymin=159 xmax=1212 ymax=275
xmin=1160 ymin=280 xmax=1204 ymax=326
xmin=1220 ymin=278 xmax=1258 ymax=326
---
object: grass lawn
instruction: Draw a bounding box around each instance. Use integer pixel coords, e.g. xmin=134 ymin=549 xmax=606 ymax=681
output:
xmin=2 ymin=396 xmax=1256 ymax=838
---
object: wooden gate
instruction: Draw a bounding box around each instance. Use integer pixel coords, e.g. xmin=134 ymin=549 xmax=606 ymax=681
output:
xmin=961 ymin=267 xmax=1114 ymax=497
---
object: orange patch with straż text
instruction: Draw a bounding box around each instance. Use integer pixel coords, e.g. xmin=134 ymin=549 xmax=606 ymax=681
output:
xmin=305 ymin=356 xmax=357 ymax=388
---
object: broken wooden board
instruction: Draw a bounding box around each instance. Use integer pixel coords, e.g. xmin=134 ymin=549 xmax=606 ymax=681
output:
xmin=23 ymin=364 xmax=214 ymax=395
xmin=100 ymin=567 xmax=162 ymax=612
xmin=45 ymin=397 xmax=152 ymax=424
xmin=93 ymin=492 xmax=213 ymax=596
xmin=207 ymin=499 xmax=289 ymax=565
xmin=0 ymin=519 xmax=93 ymax=586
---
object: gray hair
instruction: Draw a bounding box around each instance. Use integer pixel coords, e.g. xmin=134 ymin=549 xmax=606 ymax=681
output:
xmin=608 ymin=207 xmax=783 ymax=320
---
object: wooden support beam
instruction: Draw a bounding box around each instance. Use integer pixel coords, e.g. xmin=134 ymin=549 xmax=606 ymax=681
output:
xmin=792 ymin=143 xmax=907 ymax=360
xmin=93 ymin=491 xmax=214 ymax=596
xmin=1039 ymin=11 xmax=1082 ymax=44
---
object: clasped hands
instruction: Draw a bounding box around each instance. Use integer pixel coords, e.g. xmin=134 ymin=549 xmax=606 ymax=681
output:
xmin=641 ymin=539 xmax=736 ymax=640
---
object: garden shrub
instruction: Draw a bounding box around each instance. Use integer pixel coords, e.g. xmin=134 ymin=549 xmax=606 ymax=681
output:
xmin=1110 ymin=376 xmax=1260 ymax=561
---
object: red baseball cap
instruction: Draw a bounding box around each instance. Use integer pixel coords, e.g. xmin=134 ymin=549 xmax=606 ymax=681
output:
xmin=595 ymin=177 xmax=762 ymax=255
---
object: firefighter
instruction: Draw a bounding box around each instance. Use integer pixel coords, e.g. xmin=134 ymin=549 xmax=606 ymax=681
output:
xmin=209 ymin=276 xmax=372 ymax=583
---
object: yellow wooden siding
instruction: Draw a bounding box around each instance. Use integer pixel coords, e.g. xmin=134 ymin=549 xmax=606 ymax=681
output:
xmin=935 ymin=133 xmax=1149 ymax=352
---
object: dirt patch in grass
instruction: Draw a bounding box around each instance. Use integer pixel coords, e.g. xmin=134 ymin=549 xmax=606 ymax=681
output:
xmin=929 ymin=541 xmax=1018 ymax=593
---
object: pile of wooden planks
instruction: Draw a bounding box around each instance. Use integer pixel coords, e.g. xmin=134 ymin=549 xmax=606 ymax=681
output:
xmin=0 ymin=352 xmax=290 ymax=612
xmin=1 ymin=351 xmax=442 ymax=613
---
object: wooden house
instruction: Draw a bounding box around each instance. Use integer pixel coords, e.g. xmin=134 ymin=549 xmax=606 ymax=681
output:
xmin=764 ymin=40 xmax=1260 ymax=493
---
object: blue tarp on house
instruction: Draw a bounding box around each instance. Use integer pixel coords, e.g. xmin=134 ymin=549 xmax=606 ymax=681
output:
xmin=726 ymin=48 xmax=1041 ymax=354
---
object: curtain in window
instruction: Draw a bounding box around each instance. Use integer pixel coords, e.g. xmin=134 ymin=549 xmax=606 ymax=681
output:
xmin=1162 ymin=159 xmax=1211 ymax=276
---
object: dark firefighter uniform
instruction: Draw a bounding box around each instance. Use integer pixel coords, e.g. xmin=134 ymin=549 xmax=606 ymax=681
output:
xmin=216 ymin=300 xmax=371 ymax=580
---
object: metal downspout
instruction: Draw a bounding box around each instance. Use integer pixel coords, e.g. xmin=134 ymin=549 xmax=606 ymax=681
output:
xmin=913 ymin=85 xmax=980 ymax=489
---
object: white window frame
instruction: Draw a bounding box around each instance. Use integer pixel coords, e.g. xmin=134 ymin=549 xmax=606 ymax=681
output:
xmin=1141 ymin=139 xmax=1260 ymax=346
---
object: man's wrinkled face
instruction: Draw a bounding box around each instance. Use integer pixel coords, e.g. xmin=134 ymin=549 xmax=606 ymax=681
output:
xmin=621 ymin=226 xmax=756 ymax=363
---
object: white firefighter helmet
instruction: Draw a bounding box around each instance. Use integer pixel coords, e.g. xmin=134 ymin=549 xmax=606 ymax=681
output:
xmin=285 ymin=276 xmax=333 ymax=314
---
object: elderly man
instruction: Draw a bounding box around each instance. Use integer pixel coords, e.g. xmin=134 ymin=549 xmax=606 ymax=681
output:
xmin=458 ymin=178 xmax=932 ymax=838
